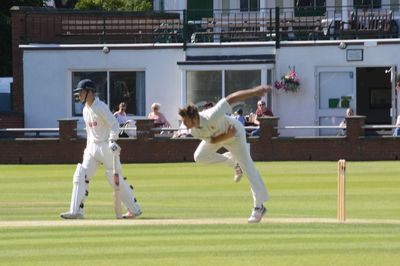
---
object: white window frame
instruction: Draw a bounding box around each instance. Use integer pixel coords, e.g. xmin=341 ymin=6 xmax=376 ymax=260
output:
xmin=68 ymin=68 xmax=146 ymax=118
xmin=179 ymin=63 xmax=274 ymax=108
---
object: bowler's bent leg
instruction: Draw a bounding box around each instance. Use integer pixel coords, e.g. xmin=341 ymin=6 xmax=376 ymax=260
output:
xmin=194 ymin=140 xmax=235 ymax=167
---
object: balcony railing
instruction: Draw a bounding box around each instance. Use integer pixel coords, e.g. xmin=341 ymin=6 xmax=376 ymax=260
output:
xmin=15 ymin=5 xmax=400 ymax=46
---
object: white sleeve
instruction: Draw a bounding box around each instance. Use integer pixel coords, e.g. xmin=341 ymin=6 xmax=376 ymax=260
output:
xmin=95 ymin=102 xmax=120 ymax=141
xmin=202 ymin=98 xmax=232 ymax=124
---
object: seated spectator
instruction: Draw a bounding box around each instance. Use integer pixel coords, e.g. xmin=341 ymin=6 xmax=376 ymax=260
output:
xmin=255 ymin=100 xmax=273 ymax=117
xmin=235 ymin=108 xmax=246 ymax=126
xmin=338 ymin=108 xmax=354 ymax=136
xmin=250 ymin=100 xmax=274 ymax=136
xmin=114 ymin=102 xmax=130 ymax=137
xmin=148 ymin=102 xmax=171 ymax=129
xmin=172 ymin=120 xmax=192 ymax=138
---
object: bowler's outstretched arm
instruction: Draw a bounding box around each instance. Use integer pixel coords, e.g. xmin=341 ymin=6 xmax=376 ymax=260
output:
xmin=226 ymin=85 xmax=272 ymax=105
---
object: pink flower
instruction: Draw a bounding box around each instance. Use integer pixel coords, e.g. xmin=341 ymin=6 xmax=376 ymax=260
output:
xmin=274 ymin=70 xmax=300 ymax=92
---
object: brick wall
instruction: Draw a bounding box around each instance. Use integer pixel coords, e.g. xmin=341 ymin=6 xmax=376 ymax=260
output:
xmin=10 ymin=8 xmax=25 ymax=114
xmin=0 ymin=112 xmax=24 ymax=128
xmin=1 ymin=7 xmax=27 ymax=128
xmin=1 ymin=117 xmax=400 ymax=164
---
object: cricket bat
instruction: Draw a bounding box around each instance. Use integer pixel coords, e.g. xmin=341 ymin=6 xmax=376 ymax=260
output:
xmin=113 ymin=154 xmax=122 ymax=219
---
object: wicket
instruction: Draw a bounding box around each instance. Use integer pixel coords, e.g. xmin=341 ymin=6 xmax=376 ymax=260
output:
xmin=337 ymin=159 xmax=346 ymax=222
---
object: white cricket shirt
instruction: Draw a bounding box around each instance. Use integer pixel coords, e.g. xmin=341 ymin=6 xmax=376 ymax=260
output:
xmin=190 ymin=98 xmax=243 ymax=142
xmin=83 ymin=97 xmax=120 ymax=143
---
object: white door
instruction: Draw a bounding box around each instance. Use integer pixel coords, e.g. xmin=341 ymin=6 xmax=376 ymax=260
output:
xmin=316 ymin=66 xmax=356 ymax=136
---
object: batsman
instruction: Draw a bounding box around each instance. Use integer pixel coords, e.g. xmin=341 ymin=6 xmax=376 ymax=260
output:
xmin=60 ymin=79 xmax=141 ymax=219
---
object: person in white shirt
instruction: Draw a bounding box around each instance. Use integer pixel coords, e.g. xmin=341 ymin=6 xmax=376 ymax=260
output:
xmin=178 ymin=85 xmax=272 ymax=223
xmin=338 ymin=108 xmax=354 ymax=136
xmin=60 ymin=79 xmax=141 ymax=219
xmin=114 ymin=102 xmax=128 ymax=126
xmin=114 ymin=102 xmax=131 ymax=138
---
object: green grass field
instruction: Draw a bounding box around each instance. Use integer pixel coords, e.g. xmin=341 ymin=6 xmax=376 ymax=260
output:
xmin=0 ymin=161 xmax=400 ymax=265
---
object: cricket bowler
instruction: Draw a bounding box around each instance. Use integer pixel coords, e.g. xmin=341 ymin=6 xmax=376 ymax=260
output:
xmin=178 ymin=85 xmax=271 ymax=223
xmin=60 ymin=79 xmax=141 ymax=219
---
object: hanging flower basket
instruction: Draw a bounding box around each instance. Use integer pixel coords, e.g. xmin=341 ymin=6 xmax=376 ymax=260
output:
xmin=274 ymin=68 xmax=301 ymax=93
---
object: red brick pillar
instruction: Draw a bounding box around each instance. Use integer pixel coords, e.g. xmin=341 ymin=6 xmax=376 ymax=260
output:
xmin=135 ymin=119 xmax=155 ymax=140
xmin=258 ymin=116 xmax=279 ymax=141
xmin=10 ymin=7 xmax=26 ymax=114
xmin=58 ymin=118 xmax=78 ymax=141
xmin=346 ymin=116 xmax=366 ymax=141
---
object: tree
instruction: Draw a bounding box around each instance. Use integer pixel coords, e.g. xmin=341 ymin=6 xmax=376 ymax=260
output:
xmin=75 ymin=0 xmax=152 ymax=11
xmin=0 ymin=0 xmax=43 ymax=15
xmin=54 ymin=0 xmax=78 ymax=8
xmin=0 ymin=0 xmax=152 ymax=77
xmin=0 ymin=0 xmax=43 ymax=77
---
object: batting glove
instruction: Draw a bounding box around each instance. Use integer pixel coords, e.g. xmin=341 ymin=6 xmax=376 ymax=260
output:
xmin=109 ymin=140 xmax=121 ymax=155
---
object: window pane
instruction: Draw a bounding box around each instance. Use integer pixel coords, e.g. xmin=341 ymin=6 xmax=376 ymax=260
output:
xmin=222 ymin=0 xmax=230 ymax=10
xmin=295 ymin=0 xmax=326 ymax=7
xmin=296 ymin=0 xmax=313 ymax=7
xmin=0 ymin=79 xmax=12 ymax=112
xmin=186 ymin=71 xmax=222 ymax=107
xmin=110 ymin=71 xmax=146 ymax=116
xmin=319 ymin=72 xmax=354 ymax=109
xmin=225 ymin=70 xmax=261 ymax=115
xmin=240 ymin=0 xmax=248 ymax=11
xmin=0 ymin=92 xmax=11 ymax=111
xmin=250 ymin=0 xmax=259 ymax=11
xmin=72 ymin=72 xmax=107 ymax=116
xmin=354 ymin=0 xmax=381 ymax=8
xmin=295 ymin=0 xmax=326 ymax=16
xmin=240 ymin=0 xmax=260 ymax=11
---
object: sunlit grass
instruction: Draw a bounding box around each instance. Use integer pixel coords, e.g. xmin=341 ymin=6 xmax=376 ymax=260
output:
xmin=0 ymin=161 xmax=399 ymax=265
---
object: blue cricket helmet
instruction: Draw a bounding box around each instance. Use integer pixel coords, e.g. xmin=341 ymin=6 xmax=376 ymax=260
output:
xmin=74 ymin=79 xmax=96 ymax=93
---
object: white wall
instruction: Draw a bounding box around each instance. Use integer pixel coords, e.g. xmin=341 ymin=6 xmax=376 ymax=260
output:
xmin=23 ymin=46 xmax=184 ymax=128
xmin=276 ymin=40 xmax=400 ymax=136
xmin=23 ymin=40 xmax=400 ymax=137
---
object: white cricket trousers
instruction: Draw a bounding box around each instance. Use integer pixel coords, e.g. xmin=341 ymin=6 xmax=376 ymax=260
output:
xmin=194 ymin=133 xmax=269 ymax=207
xmin=83 ymin=141 xmax=118 ymax=180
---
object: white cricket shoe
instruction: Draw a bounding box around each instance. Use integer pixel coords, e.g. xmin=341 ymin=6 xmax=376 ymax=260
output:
xmin=60 ymin=212 xmax=84 ymax=219
xmin=248 ymin=205 xmax=267 ymax=223
xmin=234 ymin=163 xmax=243 ymax=183
xmin=122 ymin=209 xmax=142 ymax=219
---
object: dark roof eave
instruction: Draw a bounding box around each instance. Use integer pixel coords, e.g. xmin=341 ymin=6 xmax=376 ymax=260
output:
xmin=177 ymin=60 xmax=275 ymax=65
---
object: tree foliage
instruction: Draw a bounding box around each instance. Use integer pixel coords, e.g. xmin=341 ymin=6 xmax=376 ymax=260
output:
xmin=0 ymin=0 xmax=152 ymax=77
xmin=1 ymin=0 xmax=43 ymax=77
xmin=54 ymin=0 xmax=78 ymax=8
xmin=1 ymin=0 xmax=43 ymax=16
xmin=75 ymin=0 xmax=152 ymax=11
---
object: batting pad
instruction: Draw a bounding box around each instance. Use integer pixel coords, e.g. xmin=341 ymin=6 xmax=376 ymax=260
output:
xmin=106 ymin=170 xmax=141 ymax=215
xmin=69 ymin=163 xmax=88 ymax=215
